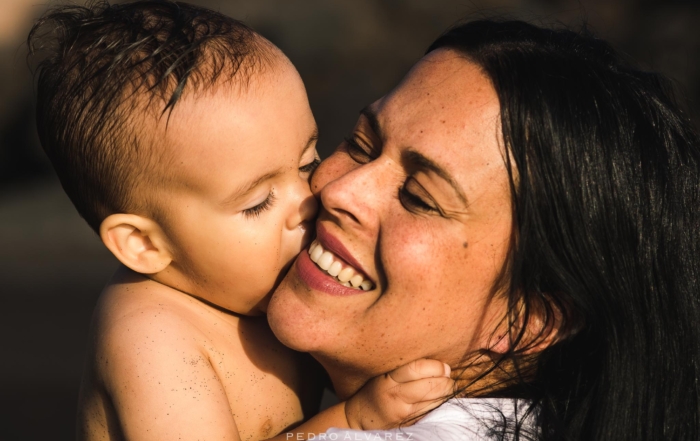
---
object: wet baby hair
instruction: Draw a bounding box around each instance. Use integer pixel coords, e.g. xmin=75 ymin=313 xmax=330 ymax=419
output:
xmin=28 ymin=0 xmax=275 ymax=231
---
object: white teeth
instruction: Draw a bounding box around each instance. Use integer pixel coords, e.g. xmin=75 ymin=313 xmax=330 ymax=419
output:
xmin=307 ymin=240 xmax=374 ymax=290
xmin=337 ymin=267 xmax=354 ymax=283
xmin=349 ymin=274 xmax=364 ymax=288
xmin=328 ymin=261 xmax=342 ymax=277
xmin=318 ymin=251 xmax=334 ymax=270
xmin=310 ymin=244 xmax=323 ymax=263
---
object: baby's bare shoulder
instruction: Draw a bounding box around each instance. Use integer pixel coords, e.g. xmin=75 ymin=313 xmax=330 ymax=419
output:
xmin=80 ymin=269 xmax=244 ymax=440
xmin=96 ymin=297 xmax=205 ymax=384
xmin=97 ymin=276 xmax=202 ymax=339
xmin=87 ymin=269 xmax=229 ymax=384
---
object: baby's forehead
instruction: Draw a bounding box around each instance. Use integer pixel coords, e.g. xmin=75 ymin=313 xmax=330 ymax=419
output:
xmin=136 ymin=60 xmax=314 ymax=203
xmin=135 ymin=53 xmax=295 ymax=147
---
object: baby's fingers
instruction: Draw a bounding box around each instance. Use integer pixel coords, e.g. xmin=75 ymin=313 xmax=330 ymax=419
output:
xmin=395 ymin=376 xmax=455 ymax=404
xmin=388 ymin=358 xmax=451 ymax=384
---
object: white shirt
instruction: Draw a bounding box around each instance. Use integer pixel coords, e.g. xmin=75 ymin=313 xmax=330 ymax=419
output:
xmin=325 ymin=398 xmax=537 ymax=441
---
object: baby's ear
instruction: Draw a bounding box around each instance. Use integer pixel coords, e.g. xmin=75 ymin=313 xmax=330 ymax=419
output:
xmin=100 ymin=213 xmax=173 ymax=274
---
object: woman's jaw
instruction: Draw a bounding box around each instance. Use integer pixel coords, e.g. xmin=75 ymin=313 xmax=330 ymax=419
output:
xmin=268 ymin=220 xmax=384 ymax=398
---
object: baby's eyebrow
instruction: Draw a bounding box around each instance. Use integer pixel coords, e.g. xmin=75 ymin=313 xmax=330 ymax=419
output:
xmin=220 ymin=128 xmax=318 ymax=208
xmin=221 ymin=168 xmax=284 ymax=207
xmin=303 ymin=127 xmax=319 ymax=155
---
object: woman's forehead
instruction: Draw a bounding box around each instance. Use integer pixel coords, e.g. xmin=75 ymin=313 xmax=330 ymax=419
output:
xmin=376 ymin=50 xmax=499 ymax=141
xmin=369 ymin=50 xmax=502 ymax=174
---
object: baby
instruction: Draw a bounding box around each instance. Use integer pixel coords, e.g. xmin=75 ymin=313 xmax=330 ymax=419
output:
xmin=28 ymin=1 xmax=452 ymax=440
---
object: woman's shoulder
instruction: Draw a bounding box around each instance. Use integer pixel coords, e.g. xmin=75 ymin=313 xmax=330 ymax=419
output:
xmin=328 ymin=397 xmax=537 ymax=441
xmin=418 ymin=397 xmax=536 ymax=437
xmin=421 ymin=397 xmax=533 ymax=422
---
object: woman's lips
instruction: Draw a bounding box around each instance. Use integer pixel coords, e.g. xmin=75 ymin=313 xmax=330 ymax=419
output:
xmin=316 ymin=224 xmax=372 ymax=280
xmin=308 ymin=240 xmax=373 ymax=290
xmin=295 ymin=248 xmax=370 ymax=297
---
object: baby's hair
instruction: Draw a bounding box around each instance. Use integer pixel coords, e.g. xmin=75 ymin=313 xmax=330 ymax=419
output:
xmin=28 ymin=0 xmax=273 ymax=231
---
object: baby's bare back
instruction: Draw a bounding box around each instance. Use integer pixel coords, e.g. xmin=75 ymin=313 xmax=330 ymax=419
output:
xmin=77 ymin=267 xmax=313 ymax=441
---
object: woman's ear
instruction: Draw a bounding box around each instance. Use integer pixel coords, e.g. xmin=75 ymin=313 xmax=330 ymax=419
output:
xmin=99 ymin=213 xmax=173 ymax=274
xmin=490 ymin=296 xmax=565 ymax=355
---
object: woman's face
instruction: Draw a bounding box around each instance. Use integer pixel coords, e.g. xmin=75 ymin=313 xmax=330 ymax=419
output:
xmin=267 ymin=49 xmax=514 ymax=392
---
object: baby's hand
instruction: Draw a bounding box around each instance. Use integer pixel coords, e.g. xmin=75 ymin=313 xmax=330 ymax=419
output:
xmin=344 ymin=358 xmax=454 ymax=430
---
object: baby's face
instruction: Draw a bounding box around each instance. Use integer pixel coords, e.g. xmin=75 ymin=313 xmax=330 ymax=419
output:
xmin=152 ymin=59 xmax=319 ymax=315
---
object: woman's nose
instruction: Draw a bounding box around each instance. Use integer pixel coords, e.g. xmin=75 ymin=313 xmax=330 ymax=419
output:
xmin=318 ymin=155 xmax=390 ymax=231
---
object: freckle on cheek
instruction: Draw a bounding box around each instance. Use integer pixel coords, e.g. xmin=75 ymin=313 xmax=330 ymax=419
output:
xmin=463 ymin=242 xmax=468 ymax=248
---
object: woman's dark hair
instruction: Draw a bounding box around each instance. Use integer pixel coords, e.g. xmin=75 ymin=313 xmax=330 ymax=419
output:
xmin=428 ymin=20 xmax=700 ymax=440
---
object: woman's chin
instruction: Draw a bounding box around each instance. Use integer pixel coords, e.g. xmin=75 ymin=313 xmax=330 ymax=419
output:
xmin=267 ymin=267 xmax=322 ymax=352
xmin=268 ymin=251 xmax=367 ymax=352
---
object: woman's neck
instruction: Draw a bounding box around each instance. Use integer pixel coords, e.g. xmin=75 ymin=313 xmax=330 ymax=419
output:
xmin=315 ymin=357 xmax=371 ymax=400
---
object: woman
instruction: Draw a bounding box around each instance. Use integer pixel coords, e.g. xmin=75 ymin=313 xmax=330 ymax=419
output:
xmin=268 ymin=20 xmax=700 ymax=440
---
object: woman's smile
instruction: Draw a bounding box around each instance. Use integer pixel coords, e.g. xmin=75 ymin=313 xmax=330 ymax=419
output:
xmin=307 ymin=242 xmax=374 ymax=290
xmin=292 ymin=220 xmax=375 ymax=295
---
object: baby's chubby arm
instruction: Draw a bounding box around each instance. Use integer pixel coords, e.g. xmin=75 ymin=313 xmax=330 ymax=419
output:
xmin=267 ymin=358 xmax=454 ymax=440
xmin=90 ymin=305 xmax=242 ymax=441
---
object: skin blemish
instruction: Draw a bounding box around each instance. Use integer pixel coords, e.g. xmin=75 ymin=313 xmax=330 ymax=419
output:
xmin=260 ymin=419 xmax=273 ymax=437
xmin=463 ymin=242 xmax=468 ymax=248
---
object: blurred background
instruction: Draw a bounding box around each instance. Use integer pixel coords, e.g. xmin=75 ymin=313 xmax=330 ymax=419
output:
xmin=1 ymin=0 xmax=698 ymax=439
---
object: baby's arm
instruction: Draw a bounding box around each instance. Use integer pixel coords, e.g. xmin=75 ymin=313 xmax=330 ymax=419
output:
xmin=267 ymin=359 xmax=454 ymax=440
xmin=93 ymin=305 xmax=242 ymax=441
xmin=345 ymin=358 xmax=454 ymax=430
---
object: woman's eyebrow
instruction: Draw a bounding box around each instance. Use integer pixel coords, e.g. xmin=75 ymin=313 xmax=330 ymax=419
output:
xmin=402 ymin=149 xmax=468 ymax=205
xmin=359 ymin=106 xmax=384 ymax=139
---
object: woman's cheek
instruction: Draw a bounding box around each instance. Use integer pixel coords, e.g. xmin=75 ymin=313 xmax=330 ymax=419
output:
xmin=383 ymin=221 xmax=445 ymax=286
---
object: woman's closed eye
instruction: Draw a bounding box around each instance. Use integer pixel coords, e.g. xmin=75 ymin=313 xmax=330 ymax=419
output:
xmin=242 ymin=191 xmax=276 ymax=219
xmin=344 ymin=134 xmax=379 ymax=164
xmin=398 ymin=177 xmax=441 ymax=214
